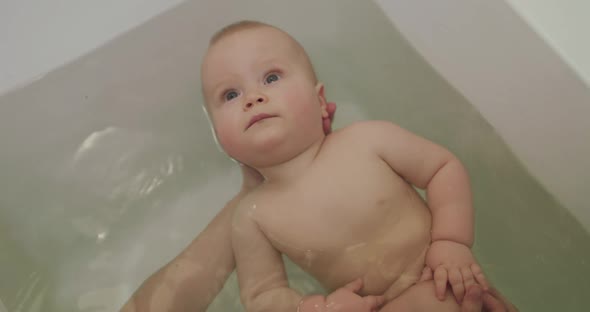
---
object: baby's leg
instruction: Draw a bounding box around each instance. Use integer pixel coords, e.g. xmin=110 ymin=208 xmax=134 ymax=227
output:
xmin=379 ymin=281 xmax=460 ymax=312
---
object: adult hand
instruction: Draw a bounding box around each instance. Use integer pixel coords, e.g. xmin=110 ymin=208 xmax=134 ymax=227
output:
xmin=238 ymin=163 xmax=264 ymax=193
xmin=421 ymin=267 xmax=517 ymax=312
xmin=460 ymin=285 xmax=519 ymax=312
xmin=323 ymin=102 xmax=337 ymax=134
xmin=299 ymin=279 xmax=384 ymax=312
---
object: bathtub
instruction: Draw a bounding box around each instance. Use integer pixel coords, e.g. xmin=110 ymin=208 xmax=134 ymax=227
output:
xmin=1 ymin=0 xmax=588 ymax=311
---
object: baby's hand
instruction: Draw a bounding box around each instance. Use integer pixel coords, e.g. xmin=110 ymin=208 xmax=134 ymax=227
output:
xmin=299 ymin=278 xmax=384 ymax=312
xmin=424 ymin=240 xmax=489 ymax=304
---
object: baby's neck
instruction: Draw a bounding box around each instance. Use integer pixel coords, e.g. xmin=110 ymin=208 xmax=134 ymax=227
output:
xmin=256 ymin=138 xmax=325 ymax=186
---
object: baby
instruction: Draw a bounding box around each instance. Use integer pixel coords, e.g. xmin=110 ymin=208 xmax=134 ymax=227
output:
xmin=200 ymin=21 xmax=489 ymax=312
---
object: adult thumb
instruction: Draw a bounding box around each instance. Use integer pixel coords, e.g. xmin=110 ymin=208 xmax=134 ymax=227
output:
xmin=461 ymin=285 xmax=483 ymax=312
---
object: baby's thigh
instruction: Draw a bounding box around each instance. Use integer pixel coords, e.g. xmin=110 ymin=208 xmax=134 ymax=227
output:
xmin=379 ymin=281 xmax=460 ymax=312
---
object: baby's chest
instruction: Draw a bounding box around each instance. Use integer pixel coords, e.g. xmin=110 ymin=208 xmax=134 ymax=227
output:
xmin=255 ymin=160 xmax=409 ymax=253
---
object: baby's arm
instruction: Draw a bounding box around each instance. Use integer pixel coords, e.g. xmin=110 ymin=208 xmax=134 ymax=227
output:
xmin=348 ymin=121 xmax=488 ymax=301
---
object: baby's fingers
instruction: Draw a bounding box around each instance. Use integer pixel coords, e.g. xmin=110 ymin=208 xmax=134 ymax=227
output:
xmin=433 ymin=266 xmax=448 ymax=301
xmin=470 ymin=263 xmax=490 ymax=291
xmin=420 ymin=267 xmax=433 ymax=282
xmin=461 ymin=267 xmax=476 ymax=293
xmin=449 ymin=267 xmax=465 ymax=303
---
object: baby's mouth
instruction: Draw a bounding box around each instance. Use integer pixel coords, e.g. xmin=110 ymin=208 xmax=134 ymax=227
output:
xmin=246 ymin=113 xmax=278 ymax=130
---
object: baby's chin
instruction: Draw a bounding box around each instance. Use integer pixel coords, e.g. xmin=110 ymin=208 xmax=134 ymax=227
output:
xmin=249 ymin=124 xmax=287 ymax=146
xmin=229 ymin=130 xmax=294 ymax=166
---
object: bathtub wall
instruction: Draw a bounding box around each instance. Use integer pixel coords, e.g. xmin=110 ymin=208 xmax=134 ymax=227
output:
xmin=506 ymin=0 xmax=590 ymax=86
xmin=0 ymin=0 xmax=184 ymax=95
xmin=375 ymin=0 xmax=590 ymax=232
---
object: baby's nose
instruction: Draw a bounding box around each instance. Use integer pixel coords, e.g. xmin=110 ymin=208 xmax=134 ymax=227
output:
xmin=244 ymin=93 xmax=268 ymax=109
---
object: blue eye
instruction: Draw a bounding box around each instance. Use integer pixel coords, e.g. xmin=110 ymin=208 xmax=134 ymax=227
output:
xmin=224 ymin=90 xmax=239 ymax=101
xmin=265 ymin=73 xmax=280 ymax=84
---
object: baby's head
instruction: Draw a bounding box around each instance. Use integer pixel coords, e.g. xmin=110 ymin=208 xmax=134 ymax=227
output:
xmin=201 ymin=21 xmax=328 ymax=168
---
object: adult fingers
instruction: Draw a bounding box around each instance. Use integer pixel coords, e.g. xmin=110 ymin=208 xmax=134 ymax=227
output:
xmin=323 ymin=102 xmax=336 ymax=135
xmin=363 ymin=295 xmax=386 ymax=309
xmin=482 ymin=293 xmax=507 ymax=312
xmin=239 ymin=163 xmax=264 ymax=189
xmin=460 ymin=285 xmax=483 ymax=312
xmin=487 ymin=287 xmax=519 ymax=312
xmin=326 ymin=102 xmax=337 ymax=119
xmin=471 ymin=263 xmax=489 ymax=291
xmin=342 ymin=278 xmax=364 ymax=293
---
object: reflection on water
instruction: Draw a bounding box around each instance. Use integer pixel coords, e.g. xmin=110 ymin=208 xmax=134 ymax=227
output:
xmin=0 ymin=270 xmax=46 ymax=312
xmin=65 ymin=127 xmax=183 ymax=242
xmin=0 ymin=125 xmax=236 ymax=311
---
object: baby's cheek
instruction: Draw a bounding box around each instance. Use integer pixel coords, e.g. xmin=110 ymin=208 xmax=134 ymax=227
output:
xmin=215 ymin=123 xmax=249 ymax=161
xmin=286 ymin=90 xmax=315 ymax=116
xmin=297 ymin=98 xmax=324 ymax=127
xmin=215 ymin=125 xmax=238 ymax=152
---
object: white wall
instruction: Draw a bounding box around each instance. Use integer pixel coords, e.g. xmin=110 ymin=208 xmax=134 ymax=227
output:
xmin=0 ymin=0 xmax=184 ymax=95
xmin=505 ymin=0 xmax=590 ymax=86
xmin=375 ymin=0 xmax=590 ymax=231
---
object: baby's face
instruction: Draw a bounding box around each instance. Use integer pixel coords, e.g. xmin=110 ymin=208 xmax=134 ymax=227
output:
xmin=201 ymin=26 xmax=327 ymax=167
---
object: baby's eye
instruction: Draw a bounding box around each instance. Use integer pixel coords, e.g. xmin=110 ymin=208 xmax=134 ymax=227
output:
xmin=265 ymin=73 xmax=280 ymax=84
xmin=224 ymin=90 xmax=239 ymax=102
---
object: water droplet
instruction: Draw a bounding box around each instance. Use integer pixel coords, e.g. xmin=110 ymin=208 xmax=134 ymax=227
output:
xmin=96 ymin=231 xmax=107 ymax=243
xmin=304 ymin=250 xmax=315 ymax=267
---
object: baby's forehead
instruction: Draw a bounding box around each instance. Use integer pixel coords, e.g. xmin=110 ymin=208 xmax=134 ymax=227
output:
xmin=212 ymin=27 xmax=297 ymax=55
xmin=201 ymin=25 xmax=316 ymax=87
xmin=217 ymin=24 xmax=292 ymax=44
xmin=203 ymin=29 xmax=300 ymax=72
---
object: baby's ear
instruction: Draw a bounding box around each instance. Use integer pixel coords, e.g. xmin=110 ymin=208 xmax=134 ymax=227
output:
xmin=315 ymin=82 xmax=329 ymax=118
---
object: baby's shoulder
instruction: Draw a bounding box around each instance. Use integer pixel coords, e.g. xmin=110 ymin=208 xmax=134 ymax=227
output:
xmin=328 ymin=120 xmax=400 ymax=146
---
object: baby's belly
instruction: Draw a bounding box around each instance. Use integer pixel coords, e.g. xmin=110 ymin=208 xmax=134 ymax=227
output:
xmin=284 ymin=205 xmax=432 ymax=300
